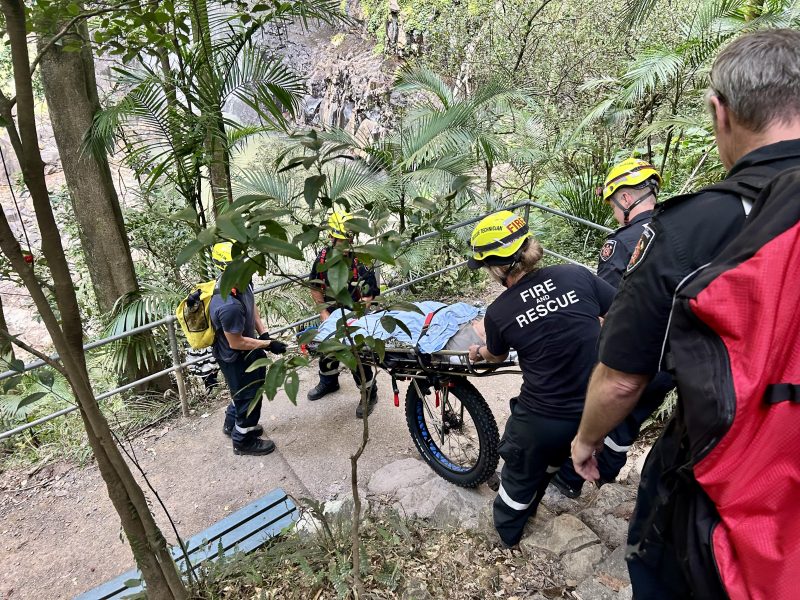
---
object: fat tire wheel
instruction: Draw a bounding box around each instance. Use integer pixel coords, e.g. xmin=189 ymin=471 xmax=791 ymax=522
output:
xmin=405 ymin=377 xmax=499 ymax=488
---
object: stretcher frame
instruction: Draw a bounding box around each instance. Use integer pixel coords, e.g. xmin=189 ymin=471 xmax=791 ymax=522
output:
xmin=306 ymin=342 xmax=522 ymax=380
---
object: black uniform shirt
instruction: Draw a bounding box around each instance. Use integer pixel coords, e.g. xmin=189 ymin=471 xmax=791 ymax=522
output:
xmin=309 ymin=246 xmax=379 ymax=305
xmin=210 ymin=283 xmax=256 ymax=364
xmin=485 ymin=264 xmax=616 ymax=419
xmin=599 ymin=138 xmax=800 ymax=375
xmin=597 ymin=210 xmax=653 ymax=289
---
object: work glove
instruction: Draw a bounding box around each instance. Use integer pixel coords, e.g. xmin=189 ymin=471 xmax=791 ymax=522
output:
xmin=258 ymin=332 xmax=287 ymax=354
xmin=267 ymin=340 xmax=287 ymax=355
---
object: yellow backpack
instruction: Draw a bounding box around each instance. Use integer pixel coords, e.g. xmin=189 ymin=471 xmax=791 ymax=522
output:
xmin=175 ymin=280 xmax=218 ymax=349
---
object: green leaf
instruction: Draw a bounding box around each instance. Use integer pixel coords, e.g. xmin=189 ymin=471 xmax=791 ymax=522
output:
xmin=292 ymin=226 xmax=321 ymax=248
xmin=66 ymin=2 xmax=80 ymax=15
xmin=15 ymin=392 xmax=47 ymax=412
xmin=345 ymin=217 xmax=372 ymax=236
xmin=215 ymin=212 xmax=249 ymax=243
xmin=219 ymin=259 xmax=259 ymax=297
xmin=245 ymin=357 xmax=273 ymax=373
xmin=326 ymin=259 xmax=350 ymax=296
xmin=303 ymin=175 xmax=326 ymax=209
xmin=336 ymin=351 xmax=357 ymax=371
xmin=197 ymin=228 xmax=217 ymax=245
xmin=263 ymin=359 xmax=285 ymax=401
xmin=357 ymin=244 xmax=396 ymax=264
xmin=9 ymin=358 xmax=24 ymax=373
xmin=380 ymin=315 xmax=396 ymax=333
xmin=175 ymin=239 xmax=204 ymax=267
xmin=251 ymin=236 xmax=304 ymax=260
xmin=284 ymin=371 xmax=299 ymax=405
xmin=412 ymin=196 xmax=437 ymax=211
xmin=38 ymin=370 xmax=54 ymax=388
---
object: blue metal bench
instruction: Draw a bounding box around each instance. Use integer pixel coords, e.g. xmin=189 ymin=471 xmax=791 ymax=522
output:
xmin=75 ymin=488 xmax=298 ymax=599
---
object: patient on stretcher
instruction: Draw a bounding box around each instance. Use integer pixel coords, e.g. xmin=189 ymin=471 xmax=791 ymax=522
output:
xmin=313 ymin=301 xmax=511 ymax=363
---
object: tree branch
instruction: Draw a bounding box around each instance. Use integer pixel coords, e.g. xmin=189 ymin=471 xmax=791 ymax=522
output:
xmin=29 ymin=0 xmax=146 ymax=79
xmin=513 ymin=0 xmax=556 ymax=72
xmin=0 ymin=328 xmax=68 ymax=376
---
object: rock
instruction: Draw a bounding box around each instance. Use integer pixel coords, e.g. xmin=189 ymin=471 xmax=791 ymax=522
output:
xmin=611 ymin=501 xmax=636 ymax=521
xmin=520 ymin=514 xmax=599 ymax=555
xmin=355 ymin=118 xmax=380 ymax=144
xmin=634 ymin=445 xmax=652 ymax=475
xmin=597 ymin=546 xmax=630 ymax=584
xmin=541 ymin=484 xmax=581 ymax=515
xmin=402 ymin=577 xmax=431 ymax=599
xmin=574 ymin=576 xmax=622 ymax=600
xmin=395 ymin=476 xmax=452 ymax=519
xmin=563 ymin=543 xmax=604 ymax=581
xmin=294 ymin=511 xmax=324 ymax=538
xmin=578 ymin=507 xmax=629 ymax=549
xmin=368 ymin=458 xmax=434 ymax=496
xmin=585 ymin=483 xmax=635 ymax=511
xmin=431 ymin=483 xmax=494 ymax=528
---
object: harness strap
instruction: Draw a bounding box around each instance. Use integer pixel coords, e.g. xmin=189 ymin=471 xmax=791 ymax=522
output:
xmin=763 ymin=383 xmax=800 ymax=405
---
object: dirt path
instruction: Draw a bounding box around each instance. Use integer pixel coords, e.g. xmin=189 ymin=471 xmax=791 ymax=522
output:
xmin=0 ymin=366 xmax=520 ymax=599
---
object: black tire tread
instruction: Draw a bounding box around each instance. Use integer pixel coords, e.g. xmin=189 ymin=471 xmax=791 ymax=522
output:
xmin=405 ymin=377 xmax=499 ymax=488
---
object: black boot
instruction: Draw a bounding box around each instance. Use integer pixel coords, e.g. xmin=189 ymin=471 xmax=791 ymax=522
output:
xmin=355 ymin=386 xmax=378 ymax=419
xmin=223 ymin=423 xmax=263 ymax=437
xmin=233 ymin=438 xmax=276 ymax=456
xmin=551 ymin=472 xmax=582 ymax=499
xmin=307 ymin=378 xmax=340 ymax=401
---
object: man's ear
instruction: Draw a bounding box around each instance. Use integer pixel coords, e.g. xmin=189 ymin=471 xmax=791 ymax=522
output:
xmin=709 ymin=95 xmax=731 ymax=134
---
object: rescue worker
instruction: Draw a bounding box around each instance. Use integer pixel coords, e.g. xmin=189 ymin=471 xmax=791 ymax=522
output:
xmin=466 ymin=210 xmax=616 ymax=547
xmin=570 ymin=29 xmax=800 ymax=598
xmin=306 ymin=211 xmax=380 ymax=418
xmin=552 ymin=159 xmax=674 ymax=498
xmin=210 ymin=242 xmax=287 ymax=456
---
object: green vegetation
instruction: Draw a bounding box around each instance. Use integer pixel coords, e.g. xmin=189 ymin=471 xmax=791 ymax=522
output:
xmin=0 ymin=0 xmax=797 ymax=593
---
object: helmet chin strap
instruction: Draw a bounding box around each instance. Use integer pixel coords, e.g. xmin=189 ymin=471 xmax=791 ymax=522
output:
xmin=611 ymin=189 xmax=655 ymax=225
xmin=500 ymin=254 xmax=522 ymax=288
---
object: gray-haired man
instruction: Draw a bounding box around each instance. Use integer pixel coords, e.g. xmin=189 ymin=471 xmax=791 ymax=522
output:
xmin=571 ymin=29 xmax=800 ymax=598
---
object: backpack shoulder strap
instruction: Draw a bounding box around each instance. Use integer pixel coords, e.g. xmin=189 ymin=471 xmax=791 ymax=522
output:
xmin=656 ymin=163 xmax=780 ymax=216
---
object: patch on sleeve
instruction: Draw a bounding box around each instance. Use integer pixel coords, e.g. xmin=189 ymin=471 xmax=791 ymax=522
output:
xmin=626 ymin=224 xmax=656 ymax=274
xmin=599 ymin=239 xmax=617 ymax=262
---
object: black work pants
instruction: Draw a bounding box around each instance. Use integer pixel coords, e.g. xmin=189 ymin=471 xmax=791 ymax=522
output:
xmin=319 ymin=355 xmax=376 ymax=395
xmin=557 ymin=371 xmax=673 ymax=492
xmin=220 ymin=349 xmax=266 ymax=448
xmin=493 ymin=399 xmax=580 ymax=546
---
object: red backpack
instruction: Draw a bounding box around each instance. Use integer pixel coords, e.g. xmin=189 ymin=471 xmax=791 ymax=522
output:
xmin=663 ymin=165 xmax=800 ymax=599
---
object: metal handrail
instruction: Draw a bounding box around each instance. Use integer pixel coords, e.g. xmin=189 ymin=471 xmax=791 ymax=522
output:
xmin=0 ymin=199 xmax=610 ymax=440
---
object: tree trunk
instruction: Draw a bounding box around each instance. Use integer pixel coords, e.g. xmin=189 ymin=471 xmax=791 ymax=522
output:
xmin=190 ymin=0 xmax=233 ymax=213
xmin=0 ymin=295 xmax=14 ymax=363
xmin=0 ymin=1 xmax=186 ymax=596
xmin=38 ymin=20 xmax=171 ymax=390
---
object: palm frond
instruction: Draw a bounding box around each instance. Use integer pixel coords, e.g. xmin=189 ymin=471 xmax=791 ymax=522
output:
xmin=394 ymin=65 xmax=455 ymax=108
xmin=231 ymin=170 xmax=301 ymax=207
xmin=325 ymin=161 xmax=391 ymax=208
xmin=620 ymin=0 xmax=661 ymax=31
xmin=618 ymin=47 xmax=684 ymax=105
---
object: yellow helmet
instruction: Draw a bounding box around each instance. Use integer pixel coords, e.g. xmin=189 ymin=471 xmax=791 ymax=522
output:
xmin=468 ymin=210 xmax=531 ymax=269
xmin=328 ymin=211 xmax=353 ymax=240
xmin=601 ymin=158 xmax=661 ymax=202
xmin=211 ymin=242 xmax=233 ymax=269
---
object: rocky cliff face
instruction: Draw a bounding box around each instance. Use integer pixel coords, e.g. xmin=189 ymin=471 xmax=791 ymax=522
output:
xmin=232 ymin=15 xmax=405 ymax=143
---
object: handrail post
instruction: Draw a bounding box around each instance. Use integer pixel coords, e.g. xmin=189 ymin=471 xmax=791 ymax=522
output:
xmin=523 ymin=201 xmax=531 ymax=225
xmin=166 ymin=319 xmax=189 ymax=417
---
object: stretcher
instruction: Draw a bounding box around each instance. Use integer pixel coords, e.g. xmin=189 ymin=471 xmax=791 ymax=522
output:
xmin=305 ymin=333 xmax=520 ymax=488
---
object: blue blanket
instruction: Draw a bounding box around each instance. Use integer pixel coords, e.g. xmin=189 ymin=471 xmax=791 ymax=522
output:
xmin=314 ymin=301 xmax=481 ymax=354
